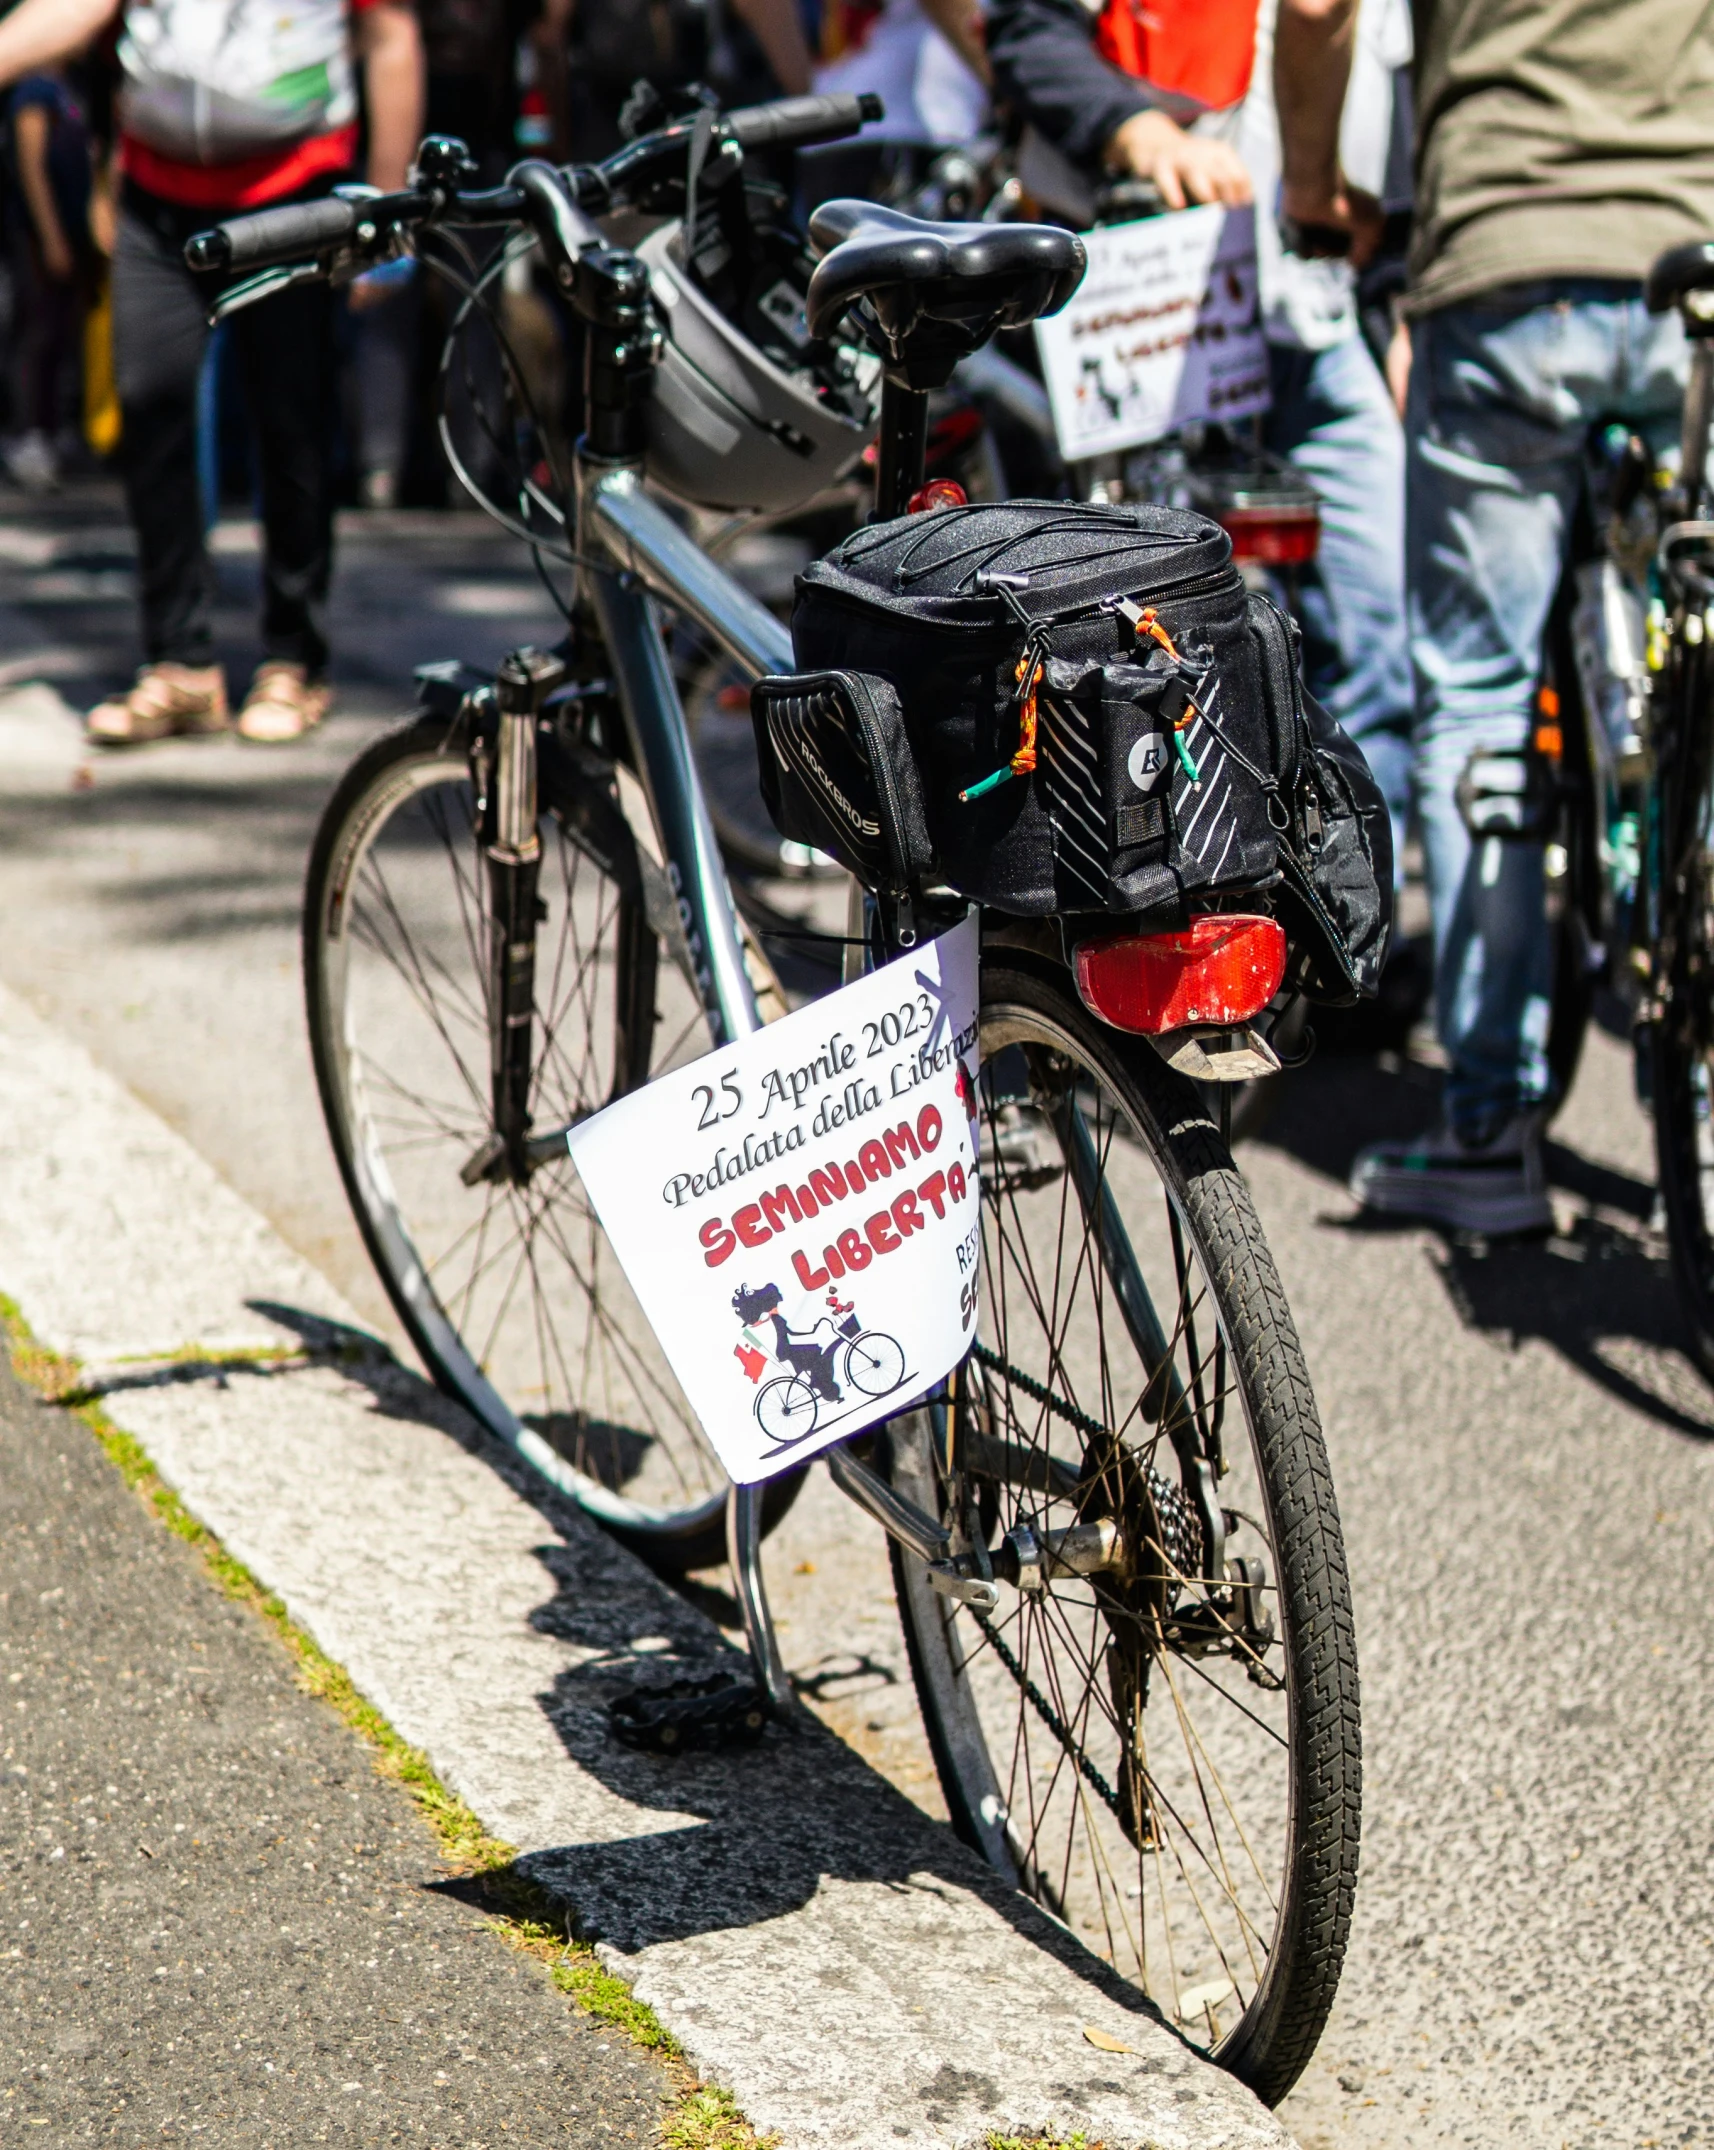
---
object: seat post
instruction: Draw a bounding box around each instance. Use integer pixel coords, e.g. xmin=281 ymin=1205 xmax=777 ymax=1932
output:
xmin=1682 ymin=329 xmax=1714 ymax=517
xmin=874 ymin=380 xmax=929 ymax=520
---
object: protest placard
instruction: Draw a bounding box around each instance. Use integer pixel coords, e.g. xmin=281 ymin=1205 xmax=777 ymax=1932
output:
xmin=565 ymin=916 xmax=982 ymax=1485
xmin=1034 ymin=203 xmax=1269 ymax=461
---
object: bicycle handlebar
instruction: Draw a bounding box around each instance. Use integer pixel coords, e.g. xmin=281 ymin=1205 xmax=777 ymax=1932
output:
xmin=725 ymin=91 xmax=881 ymax=149
xmin=186 ymin=91 xmax=883 ymax=280
xmin=187 ymin=194 xmax=364 ymax=273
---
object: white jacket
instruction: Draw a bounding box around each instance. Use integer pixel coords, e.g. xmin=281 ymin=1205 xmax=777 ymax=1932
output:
xmin=118 ymin=0 xmax=356 ymax=165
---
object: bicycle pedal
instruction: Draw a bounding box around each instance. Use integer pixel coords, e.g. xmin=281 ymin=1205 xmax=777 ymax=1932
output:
xmin=607 ymin=1672 xmax=771 ymax=1754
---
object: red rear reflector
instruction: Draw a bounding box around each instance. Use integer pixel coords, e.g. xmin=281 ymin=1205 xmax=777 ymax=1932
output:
xmin=1222 ymin=505 xmax=1320 ymax=566
xmin=1074 ymin=915 xmax=1286 ymax=1034
xmin=909 ymin=478 xmax=968 ymax=513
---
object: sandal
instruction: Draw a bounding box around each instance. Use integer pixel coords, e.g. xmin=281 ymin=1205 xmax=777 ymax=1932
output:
xmin=237 ymin=662 xmax=331 ymax=744
xmin=86 ymin=663 xmax=228 ymax=747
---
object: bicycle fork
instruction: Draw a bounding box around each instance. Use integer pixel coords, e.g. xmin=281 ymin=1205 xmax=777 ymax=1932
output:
xmin=485 ymin=648 xmax=564 ymax=1174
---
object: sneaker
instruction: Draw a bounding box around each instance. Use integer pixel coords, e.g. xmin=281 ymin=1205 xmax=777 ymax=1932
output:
xmin=236 ymin=662 xmax=331 ymax=744
xmin=1348 ymin=1112 xmax=1552 ymax=1236
xmin=4 ymin=430 xmax=58 ymax=493
xmin=86 ymin=662 xmax=229 ymax=747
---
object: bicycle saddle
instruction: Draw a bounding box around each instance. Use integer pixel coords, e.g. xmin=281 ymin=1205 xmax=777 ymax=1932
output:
xmin=805 ymin=200 xmax=1086 ymax=388
xmin=1647 ymin=239 xmax=1714 ymax=320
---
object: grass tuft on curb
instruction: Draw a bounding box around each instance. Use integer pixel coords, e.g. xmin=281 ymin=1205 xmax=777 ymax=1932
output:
xmin=0 ymin=1292 xmax=777 ymax=2150
xmin=985 ymin=2134 xmax=1109 ymax=2150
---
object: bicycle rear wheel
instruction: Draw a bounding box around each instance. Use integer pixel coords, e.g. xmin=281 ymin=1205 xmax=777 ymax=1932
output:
xmin=884 ymin=954 xmax=1361 ymax=2105
xmin=303 ymin=710 xmax=802 ymax=1569
xmin=1648 ymin=627 xmax=1714 ymax=1378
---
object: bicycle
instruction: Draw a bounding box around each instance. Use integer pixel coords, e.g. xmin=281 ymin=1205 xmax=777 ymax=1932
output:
xmin=753 ymin=1328 xmax=909 ymax=1447
xmin=191 ymin=98 xmax=1362 ymax=2101
xmin=1513 ymin=251 xmax=1714 ymax=1376
xmin=1544 ymin=245 xmax=1714 ymax=1377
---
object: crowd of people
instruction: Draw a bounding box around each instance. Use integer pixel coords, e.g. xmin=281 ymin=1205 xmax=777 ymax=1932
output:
xmin=0 ymin=0 xmax=1709 ymax=1235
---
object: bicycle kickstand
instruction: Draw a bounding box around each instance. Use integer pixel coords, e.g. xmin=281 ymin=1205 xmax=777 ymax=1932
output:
xmin=728 ymin=1481 xmax=792 ymax=1712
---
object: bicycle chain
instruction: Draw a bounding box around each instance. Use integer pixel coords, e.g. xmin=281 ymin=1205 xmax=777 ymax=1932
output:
xmin=967 ymin=1343 xmax=1203 ymax=1579
xmin=963 ymin=1342 xmax=1216 ymax=1834
xmin=971 ymin=1606 xmax=1122 ymax=1826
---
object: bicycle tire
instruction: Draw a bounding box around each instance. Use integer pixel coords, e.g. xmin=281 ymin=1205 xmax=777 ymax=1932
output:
xmin=1648 ymin=624 xmax=1714 ymax=1378
xmin=884 ymin=953 xmax=1360 ymax=2106
xmin=302 ymin=710 xmax=803 ymax=1571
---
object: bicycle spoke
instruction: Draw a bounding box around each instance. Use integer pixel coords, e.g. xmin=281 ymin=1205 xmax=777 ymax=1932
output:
xmin=323 ymin=752 xmax=723 ymax=1525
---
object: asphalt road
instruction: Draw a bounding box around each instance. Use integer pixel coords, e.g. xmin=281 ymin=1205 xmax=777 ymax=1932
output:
xmin=4 ymin=483 xmax=1713 ymax=2147
xmin=0 ymin=1353 xmax=673 ymax=2144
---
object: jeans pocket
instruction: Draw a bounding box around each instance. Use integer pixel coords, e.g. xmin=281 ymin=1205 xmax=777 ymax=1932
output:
xmin=1418 ymin=298 xmax=1589 ymax=470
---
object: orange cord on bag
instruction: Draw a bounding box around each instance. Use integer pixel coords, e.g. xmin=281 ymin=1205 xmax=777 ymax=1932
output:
xmin=1125 ymin=602 xmax=1201 ymax=784
xmin=1132 ymin=605 xmax=1179 ymax=659
xmin=960 ymin=643 xmax=1045 ymax=801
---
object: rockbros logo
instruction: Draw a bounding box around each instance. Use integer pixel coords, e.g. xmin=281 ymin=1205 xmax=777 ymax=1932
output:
xmin=1128 ymin=733 xmax=1169 ymax=789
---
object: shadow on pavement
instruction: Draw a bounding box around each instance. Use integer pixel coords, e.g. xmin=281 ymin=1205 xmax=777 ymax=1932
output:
xmin=244 ymin=1301 xmax=1191 ymax=2040
xmin=1250 ymin=1052 xmax=1714 ymax=1439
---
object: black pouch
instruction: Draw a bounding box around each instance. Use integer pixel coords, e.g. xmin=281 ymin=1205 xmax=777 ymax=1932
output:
xmin=789 ymin=500 xmax=1259 ymax=918
xmin=762 ymin=501 xmax=1392 ymax=1000
xmin=749 ymin=668 xmax=933 ymax=895
xmin=1248 ymin=594 xmax=1393 ymax=1003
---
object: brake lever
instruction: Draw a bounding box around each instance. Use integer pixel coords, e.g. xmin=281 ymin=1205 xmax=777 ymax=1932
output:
xmin=208 ymin=260 xmax=327 ymax=324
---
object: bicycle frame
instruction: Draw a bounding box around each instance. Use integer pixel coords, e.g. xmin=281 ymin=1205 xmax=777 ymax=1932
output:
xmin=265 ymin=149 xmax=1198 ymax=1714
xmin=513 ymin=410 xmax=1233 ymax=1704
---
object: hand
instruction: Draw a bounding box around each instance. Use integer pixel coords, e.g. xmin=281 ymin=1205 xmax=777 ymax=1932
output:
xmin=1107 ymin=109 xmax=1253 ymax=213
xmin=1280 ymin=171 xmax=1384 ymax=269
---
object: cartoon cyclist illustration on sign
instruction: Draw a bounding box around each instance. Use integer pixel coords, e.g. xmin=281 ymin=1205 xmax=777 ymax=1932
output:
xmin=730 ymin=1280 xmax=907 ymax=1449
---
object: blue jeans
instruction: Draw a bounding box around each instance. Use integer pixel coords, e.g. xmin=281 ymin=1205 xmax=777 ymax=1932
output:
xmin=1266 ymin=335 xmax=1413 ymax=876
xmin=1406 ymin=281 xmax=1690 ymax=1139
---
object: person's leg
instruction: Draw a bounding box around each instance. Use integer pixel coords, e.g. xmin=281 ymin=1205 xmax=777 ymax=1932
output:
xmin=1349 ymin=286 xmax=1645 ymax=1230
xmin=231 ymin=274 xmax=338 ymax=679
xmin=354 ymin=276 xmax=421 ymax=506
xmin=1405 ymin=293 xmax=1608 ymax=1145
xmin=111 ymin=193 xmax=214 ymax=667
xmin=1264 ymin=333 xmax=1413 ymax=873
xmin=5 ymin=238 xmax=47 ymax=478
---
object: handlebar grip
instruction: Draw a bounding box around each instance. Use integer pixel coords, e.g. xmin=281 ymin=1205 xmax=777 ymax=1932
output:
xmin=725 ymin=92 xmax=882 ymax=151
xmin=185 ymin=195 xmax=361 ymax=274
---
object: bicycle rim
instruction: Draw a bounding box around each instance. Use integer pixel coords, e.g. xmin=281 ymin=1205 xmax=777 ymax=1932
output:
xmin=886 ymin=956 xmax=1360 ymax=2104
xmin=304 ymin=718 xmax=741 ymax=1553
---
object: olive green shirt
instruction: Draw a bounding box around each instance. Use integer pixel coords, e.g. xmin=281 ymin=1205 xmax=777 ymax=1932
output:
xmin=1407 ymin=0 xmax=1714 ymax=315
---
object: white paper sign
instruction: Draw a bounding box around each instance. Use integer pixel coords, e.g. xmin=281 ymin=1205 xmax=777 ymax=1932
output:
xmin=1034 ymin=204 xmax=1270 ymax=462
xmin=565 ymin=916 xmax=982 ymax=1486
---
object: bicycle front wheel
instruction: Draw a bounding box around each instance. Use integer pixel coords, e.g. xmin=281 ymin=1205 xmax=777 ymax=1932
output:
xmin=303 ymin=711 xmax=801 ymax=1569
xmin=885 ymin=954 xmax=1360 ymax=2105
